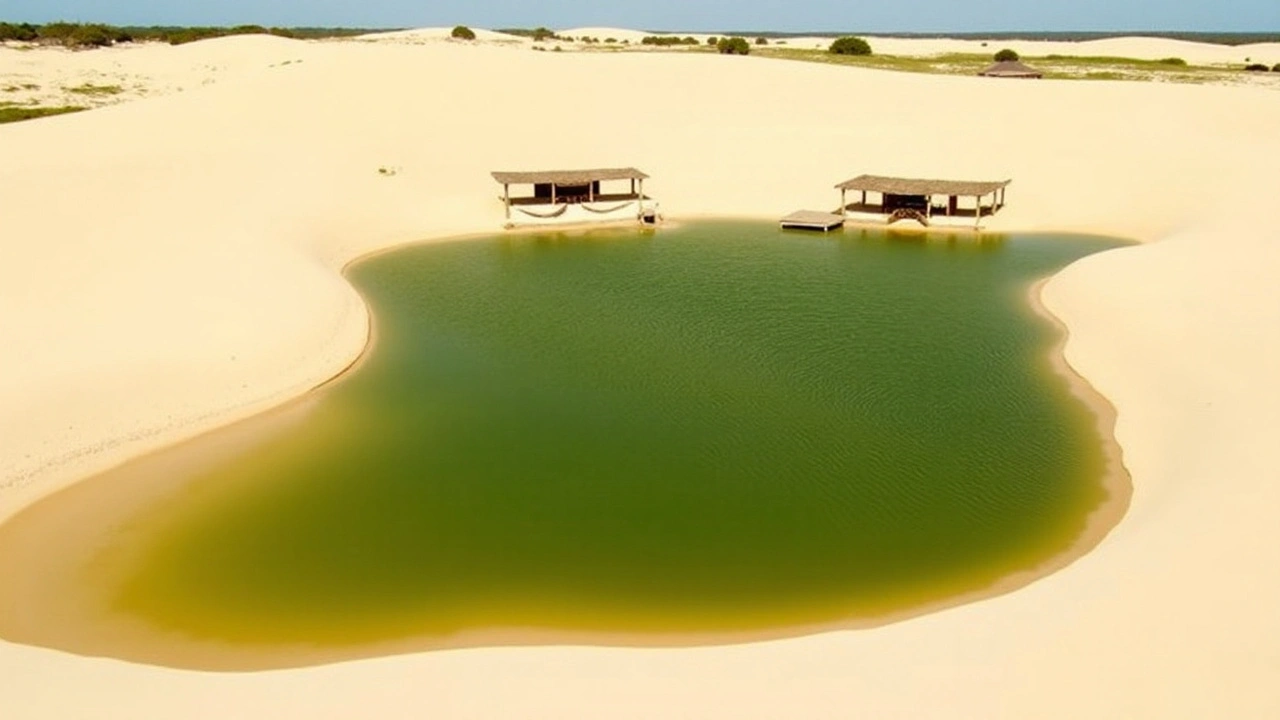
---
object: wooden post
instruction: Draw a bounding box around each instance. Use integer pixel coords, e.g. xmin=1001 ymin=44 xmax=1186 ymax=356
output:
xmin=637 ymin=178 xmax=645 ymax=220
xmin=503 ymin=184 xmax=511 ymax=219
xmin=926 ymin=195 xmax=933 ymax=219
xmin=948 ymin=195 xmax=956 ymax=216
xmin=551 ymin=183 xmax=557 ymax=205
xmin=861 ymin=190 xmax=867 ymax=206
xmin=589 ymin=181 xmax=595 ymax=203
xmin=974 ymin=195 xmax=981 ymax=229
xmin=630 ymin=178 xmax=636 ymax=197
xmin=841 ymin=188 xmax=847 ymax=218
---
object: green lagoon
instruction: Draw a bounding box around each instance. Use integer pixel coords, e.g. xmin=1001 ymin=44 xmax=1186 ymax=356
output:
xmin=99 ymin=222 xmax=1126 ymax=653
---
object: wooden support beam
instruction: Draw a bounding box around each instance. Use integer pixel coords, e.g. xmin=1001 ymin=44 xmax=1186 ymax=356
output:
xmin=504 ymin=183 xmax=511 ymax=219
xmin=841 ymin=188 xmax=847 ymax=218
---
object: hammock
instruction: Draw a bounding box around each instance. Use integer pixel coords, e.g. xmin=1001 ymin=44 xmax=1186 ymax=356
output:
xmin=580 ymin=201 xmax=635 ymax=215
xmin=516 ymin=204 xmax=569 ymax=219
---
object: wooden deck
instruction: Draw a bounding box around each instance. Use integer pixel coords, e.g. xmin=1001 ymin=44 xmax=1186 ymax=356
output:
xmin=780 ymin=210 xmax=845 ymax=232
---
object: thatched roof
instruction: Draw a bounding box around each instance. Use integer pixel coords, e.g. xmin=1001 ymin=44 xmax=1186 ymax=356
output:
xmin=979 ymin=60 xmax=1043 ymax=78
xmin=491 ymin=168 xmax=649 ymax=185
xmin=835 ymin=175 xmax=1011 ymax=197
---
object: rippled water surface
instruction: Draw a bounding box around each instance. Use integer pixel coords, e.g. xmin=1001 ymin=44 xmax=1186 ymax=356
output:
xmin=107 ymin=222 xmax=1125 ymax=647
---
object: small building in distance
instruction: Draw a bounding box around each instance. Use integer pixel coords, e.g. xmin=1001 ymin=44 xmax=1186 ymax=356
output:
xmin=491 ymin=167 xmax=660 ymax=228
xmin=979 ymin=60 xmax=1044 ymax=79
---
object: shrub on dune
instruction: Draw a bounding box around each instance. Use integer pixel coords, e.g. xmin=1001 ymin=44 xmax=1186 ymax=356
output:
xmin=0 ymin=22 xmax=40 ymax=42
xmin=1244 ymin=63 xmax=1269 ymax=72
xmin=994 ymin=48 xmax=1019 ymax=62
xmin=451 ymin=25 xmax=476 ymax=40
xmin=829 ymin=36 xmax=872 ymax=56
xmin=716 ymin=37 xmax=751 ymax=55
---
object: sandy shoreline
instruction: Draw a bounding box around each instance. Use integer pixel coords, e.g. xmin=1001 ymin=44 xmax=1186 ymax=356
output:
xmin=3 ymin=29 xmax=1280 ymax=718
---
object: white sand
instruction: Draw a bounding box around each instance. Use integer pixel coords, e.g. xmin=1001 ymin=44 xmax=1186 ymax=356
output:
xmin=3 ymin=31 xmax=1280 ymax=718
xmin=813 ymin=35 xmax=1280 ymax=65
xmin=549 ymin=28 xmax=1280 ymax=65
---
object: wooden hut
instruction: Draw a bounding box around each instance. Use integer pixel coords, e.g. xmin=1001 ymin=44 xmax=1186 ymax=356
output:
xmin=492 ymin=168 xmax=651 ymax=221
xmin=979 ymin=60 xmax=1044 ymax=79
xmin=835 ymin=175 xmax=1011 ymax=229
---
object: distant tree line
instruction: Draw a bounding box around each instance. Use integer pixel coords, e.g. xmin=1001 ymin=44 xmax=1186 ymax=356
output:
xmin=0 ymin=22 xmax=377 ymax=48
xmin=641 ymin=35 xmax=700 ymax=47
xmin=692 ymin=30 xmax=1280 ymax=47
xmin=497 ymin=27 xmax=566 ymax=42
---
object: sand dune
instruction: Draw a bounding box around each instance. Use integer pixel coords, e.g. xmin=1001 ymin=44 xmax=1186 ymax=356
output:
xmin=3 ymin=31 xmax=1280 ymax=718
xmin=862 ymin=35 xmax=1280 ymax=65
xmin=354 ymin=27 xmax=532 ymax=44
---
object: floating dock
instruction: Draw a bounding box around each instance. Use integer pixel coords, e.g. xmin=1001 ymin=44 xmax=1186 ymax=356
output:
xmin=780 ymin=210 xmax=845 ymax=232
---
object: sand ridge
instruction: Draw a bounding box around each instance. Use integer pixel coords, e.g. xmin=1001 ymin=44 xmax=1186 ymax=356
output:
xmin=2 ymin=30 xmax=1280 ymax=718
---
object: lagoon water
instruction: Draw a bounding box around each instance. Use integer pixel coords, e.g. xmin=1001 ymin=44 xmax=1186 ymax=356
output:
xmin=50 ymin=223 xmax=1126 ymax=658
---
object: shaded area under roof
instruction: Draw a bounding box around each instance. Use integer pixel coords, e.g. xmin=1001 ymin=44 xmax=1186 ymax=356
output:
xmin=835 ymin=175 xmax=1011 ymax=197
xmin=492 ymin=168 xmax=649 ymax=185
xmin=979 ymin=60 xmax=1044 ymax=78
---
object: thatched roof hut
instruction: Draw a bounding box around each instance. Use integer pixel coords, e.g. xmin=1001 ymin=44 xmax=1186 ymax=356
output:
xmin=979 ymin=60 xmax=1043 ymax=79
xmin=835 ymin=175 xmax=1010 ymax=198
xmin=834 ymin=174 xmax=1012 ymax=229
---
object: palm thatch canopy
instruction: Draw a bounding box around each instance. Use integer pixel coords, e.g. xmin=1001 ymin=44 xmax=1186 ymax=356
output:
xmin=979 ymin=60 xmax=1044 ymax=78
xmin=491 ymin=168 xmax=649 ymax=186
xmin=835 ymin=175 xmax=1011 ymax=197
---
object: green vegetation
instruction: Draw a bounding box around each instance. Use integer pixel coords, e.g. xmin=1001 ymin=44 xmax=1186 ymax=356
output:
xmin=450 ymin=25 xmax=475 ymax=41
xmin=0 ymin=104 xmax=85 ymax=124
xmin=641 ymin=35 xmax=700 ymax=47
xmin=755 ymin=37 xmax=769 ymax=46
xmin=829 ymin=36 xmax=872 ymax=56
xmin=0 ymin=22 xmax=39 ymax=41
xmin=1157 ymin=57 xmax=1187 ymax=66
xmin=716 ymin=36 xmax=751 ymax=55
xmin=1244 ymin=63 xmax=1269 ymax=72
xmin=994 ymin=48 xmax=1019 ymax=62
xmin=66 ymin=83 xmax=124 ymax=95
xmin=1274 ymin=63 xmax=1280 ymax=72
xmin=707 ymin=36 xmax=718 ymax=46
xmin=757 ymin=47 xmax=1266 ymax=86
xmin=1 ymin=21 xmax=380 ymax=48
xmin=36 ymin=22 xmax=123 ymax=48
xmin=498 ymin=27 xmax=563 ymax=42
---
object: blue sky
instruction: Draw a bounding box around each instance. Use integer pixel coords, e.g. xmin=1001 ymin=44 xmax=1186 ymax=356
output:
xmin=0 ymin=0 xmax=1276 ymax=31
